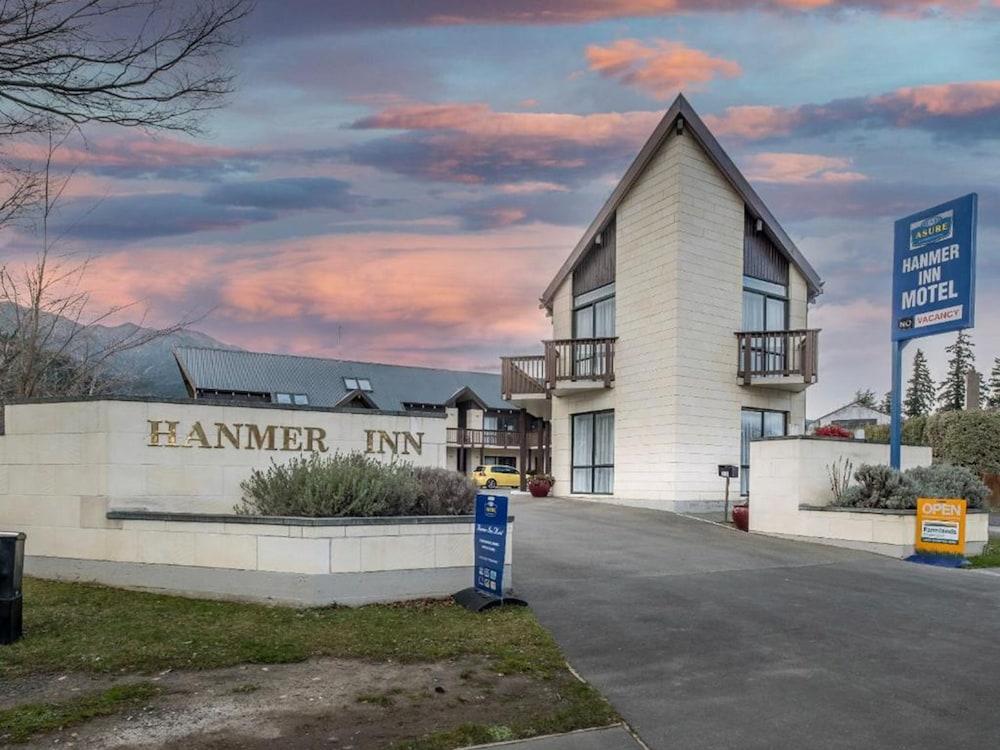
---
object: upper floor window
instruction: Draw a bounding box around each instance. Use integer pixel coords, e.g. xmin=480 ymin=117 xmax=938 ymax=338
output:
xmin=742 ymin=275 xmax=787 ymax=332
xmin=573 ymin=282 xmax=615 ymax=339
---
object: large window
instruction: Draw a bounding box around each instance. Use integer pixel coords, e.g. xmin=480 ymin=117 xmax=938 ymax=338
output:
xmin=742 ymin=276 xmax=788 ymax=373
xmin=573 ymin=283 xmax=615 ymax=378
xmin=572 ymin=410 xmax=614 ymax=494
xmin=740 ymin=408 xmax=786 ymax=495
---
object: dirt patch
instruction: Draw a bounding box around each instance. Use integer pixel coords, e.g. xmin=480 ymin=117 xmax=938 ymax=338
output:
xmin=8 ymin=657 xmax=573 ymax=749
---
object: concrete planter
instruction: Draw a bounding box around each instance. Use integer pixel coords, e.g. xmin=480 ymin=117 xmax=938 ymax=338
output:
xmin=17 ymin=507 xmax=514 ymax=606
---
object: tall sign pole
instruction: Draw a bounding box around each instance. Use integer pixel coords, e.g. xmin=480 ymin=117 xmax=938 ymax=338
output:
xmin=890 ymin=194 xmax=978 ymax=468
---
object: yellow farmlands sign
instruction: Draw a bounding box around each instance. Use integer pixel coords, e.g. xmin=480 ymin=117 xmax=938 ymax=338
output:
xmin=915 ymin=497 xmax=966 ymax=555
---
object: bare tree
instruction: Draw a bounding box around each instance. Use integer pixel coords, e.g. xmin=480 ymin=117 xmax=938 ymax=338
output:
xmin=0 ymin=0 xmax=251 ymax=230
xmin=1 ymin=136 xmax=200 ymax=399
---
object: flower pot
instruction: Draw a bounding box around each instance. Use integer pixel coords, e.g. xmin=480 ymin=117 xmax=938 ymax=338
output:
xmin=528 ymin=482 xmax=551 ymax=498
xmin=732 ymin=503 xmax=749 ymax=532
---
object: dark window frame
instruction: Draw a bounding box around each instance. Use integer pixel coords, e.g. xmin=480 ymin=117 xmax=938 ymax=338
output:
xmin=740 ymin=407 xmax=787 ymax=497
xmin=571 ymin=409 xmax=615 ymax=495
xmin=572 ymin=283 xmax=615 ymax=340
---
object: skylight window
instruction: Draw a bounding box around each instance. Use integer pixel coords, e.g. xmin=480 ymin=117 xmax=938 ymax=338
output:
xmin=275 ymin=392 xmax=309 ymax=406
xmin=344 ymin=377 xmax=373 ymax=392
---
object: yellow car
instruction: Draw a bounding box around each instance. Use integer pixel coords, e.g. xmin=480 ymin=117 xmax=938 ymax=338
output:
xmin=472 ymin=465 xmax=521 ymax=489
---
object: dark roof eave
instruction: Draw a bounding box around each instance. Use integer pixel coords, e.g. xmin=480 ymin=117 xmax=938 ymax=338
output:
xmin=539 ymin=94 xmax=823 ymax=310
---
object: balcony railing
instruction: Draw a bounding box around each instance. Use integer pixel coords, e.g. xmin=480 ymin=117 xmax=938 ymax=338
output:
xmin=500 ymin=355 xmax=546 ymax=397
xmin=502 ymin=338 xmax=617 ymax=398
xmin=446 ymin=428 xmax=544 ymax=449
xmin=736 ymin=329 xmax=819 ymax=386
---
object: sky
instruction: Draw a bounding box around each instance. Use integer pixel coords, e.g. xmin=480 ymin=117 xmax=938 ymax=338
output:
xmin=7 ymin=0 xmax=1000 ymax=417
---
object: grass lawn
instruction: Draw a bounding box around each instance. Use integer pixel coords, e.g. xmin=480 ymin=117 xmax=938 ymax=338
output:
xmin=968 ymin=539 xmax=1000 ymax=568
xmin=0 ymin=578 xmax=617 ymax=746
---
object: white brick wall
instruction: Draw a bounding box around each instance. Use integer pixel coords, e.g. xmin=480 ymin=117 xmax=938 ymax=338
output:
xmin=547 ymin=129 xmax=812 ymax=509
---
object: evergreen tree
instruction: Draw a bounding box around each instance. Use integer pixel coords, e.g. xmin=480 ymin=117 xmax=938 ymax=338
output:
xmin=904 ymin=348 xmax=935 ymax=417
xmin=937 ymin=331 xmax=975 ymax=411
xmin=879 ymin=391 xmax=892 ymax=414
xmin=853 ymin=388 xmax=877 ymax=408
xmin=985 ymin=357 xmax=1000 ymax=410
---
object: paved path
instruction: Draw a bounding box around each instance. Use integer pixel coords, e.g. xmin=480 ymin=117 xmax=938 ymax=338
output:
xmin=470 ymin=725 xmax=642 ymax=749
xmin=511 ymin=497 xmax=1000 ymax=750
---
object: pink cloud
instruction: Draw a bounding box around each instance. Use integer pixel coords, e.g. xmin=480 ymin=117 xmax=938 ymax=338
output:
xmin=72 ymin=225 xmax=581 ymax=370
xmin=585 ymin=39 xmax=742 ymax=99
xmin=743 ymin=152 xmax=867 ymax=184
xmin=705 ymin=80 xmax=1000 ymax=139
xmin=353 ymin=102 xmax=661 ymax=144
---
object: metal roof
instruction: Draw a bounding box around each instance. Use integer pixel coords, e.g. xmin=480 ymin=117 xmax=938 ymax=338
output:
xmin=173 ymin=347 xmax=515 ymax=412
xmin=540 ymin=93 xmax=824 ymax=310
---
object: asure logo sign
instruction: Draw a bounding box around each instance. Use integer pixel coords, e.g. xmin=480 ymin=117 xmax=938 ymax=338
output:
xmin=909 ymin=209 xmax=953 ymax=251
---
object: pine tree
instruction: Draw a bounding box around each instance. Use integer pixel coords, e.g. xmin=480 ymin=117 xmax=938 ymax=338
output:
xmin=985 ymin=357 xmax=1000 ymax=410
xmin=937 ymin=331 xmax=975 ymax=411
xmin=904 ymin=348 xmax=935 ymax=417
xmin=879 ymin=391 xmax=892 ymax=414
xmin=854 ymin=388 xmax=877 ymax=408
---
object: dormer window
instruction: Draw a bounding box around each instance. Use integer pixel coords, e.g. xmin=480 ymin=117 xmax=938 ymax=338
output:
xmin=343 ymin=377 xmax=373 ymax=392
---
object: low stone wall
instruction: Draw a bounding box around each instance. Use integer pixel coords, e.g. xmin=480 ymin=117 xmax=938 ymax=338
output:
xmin=19 ymin=506 xmax=513 ymax=606
xmin=747 ymin=436 xmax=987 ymax=557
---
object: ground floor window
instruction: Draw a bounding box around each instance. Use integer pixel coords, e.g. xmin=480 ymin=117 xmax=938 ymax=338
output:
xmin=740 ymin=408 xmax=786 ymax=495
xmin=572 ymin=410 xmax=614 ymax=494
xmin=484 ymin=455 xmax=516 ymax=468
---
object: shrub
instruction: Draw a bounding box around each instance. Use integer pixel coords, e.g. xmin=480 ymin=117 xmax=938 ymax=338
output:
xmin=814 ymin=424 xmax=853 ymax=439
xmin=834 ymin=464 xmax=916 ymax=509
xmin=863 ymin=415 xmax=928 ymax=445
xmin=236 ymin=452 xmax=474 ymax=517
xmin=831 ymin=462 xmax=989 ymax=510
xmin=930 ymin=411 xmax=1000 ymax=475
xmin=528 ymin=473 xmax=554 ymax=487
xmin=904 ymin=464 xmax=989 ymax=510
xmin=411 ymin=466 xmax=476 ymax=515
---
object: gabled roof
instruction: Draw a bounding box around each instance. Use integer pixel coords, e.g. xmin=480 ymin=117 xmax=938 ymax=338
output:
xmin=173 ymin=347 xmax=515 ymax=412
xmin=540 ymin=93 xmax=823 ymax=310
xmin=814 ymin=400 xmax=889 ymax=422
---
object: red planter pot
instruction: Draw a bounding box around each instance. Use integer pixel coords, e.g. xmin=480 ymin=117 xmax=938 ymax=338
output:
xmin=528 ymin=482 xmax=551 ymax=498
xmin=732 ymin=503 xmax=749 ymax=532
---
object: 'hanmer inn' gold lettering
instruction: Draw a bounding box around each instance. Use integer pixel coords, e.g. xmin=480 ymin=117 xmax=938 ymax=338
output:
xmin=147 ymin=420 xmax=329 ymax=452
xmin=147 ymin=421 xmax=424 ymax=456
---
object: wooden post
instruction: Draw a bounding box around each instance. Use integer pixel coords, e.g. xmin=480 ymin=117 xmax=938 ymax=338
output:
xmin=724 ymin=476 xmax=731 ymax=524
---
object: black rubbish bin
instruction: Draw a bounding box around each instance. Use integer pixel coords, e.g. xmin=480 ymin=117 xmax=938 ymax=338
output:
xmin=0 ymin=531 xmax=26 ymax=645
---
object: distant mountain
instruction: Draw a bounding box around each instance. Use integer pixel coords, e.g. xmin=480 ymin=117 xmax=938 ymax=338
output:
xmin=0 ymin=303 xmax=240 ymax=398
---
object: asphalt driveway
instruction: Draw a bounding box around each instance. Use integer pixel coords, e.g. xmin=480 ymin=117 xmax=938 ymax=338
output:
xmin=511 ymin=496 xmax=1000 ymax=750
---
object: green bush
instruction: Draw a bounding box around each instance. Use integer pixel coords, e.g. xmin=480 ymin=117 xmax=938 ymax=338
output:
xmin=929 ymin=411 xmax=1000 ymax=475
xmin=905 ymin=464 xmax=989 ymax=509
xmin=863 ymin=415 xmax=928 ymax=446
xmin=832 ymin=462 xmax=989 ymax=510
xmin=835 ymin=464 xmax=917 ymax=509
xmin=236 ymin=453 xmax=474 ymax=517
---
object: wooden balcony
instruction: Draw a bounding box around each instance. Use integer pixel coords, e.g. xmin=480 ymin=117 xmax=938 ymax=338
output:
xmin=736 ymin=329 xmax=819 ymax=392
xmin=502 ymin=338 xmax=617 ymax=399
xmin=446 ymin=428 xmax=545 ymax=449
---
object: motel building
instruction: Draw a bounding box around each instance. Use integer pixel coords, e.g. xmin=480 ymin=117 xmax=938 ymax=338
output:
xmin=500 ymin=94 xmax=823 ymax=511
xmin=172 ymin=346 xmax=551 ymax=482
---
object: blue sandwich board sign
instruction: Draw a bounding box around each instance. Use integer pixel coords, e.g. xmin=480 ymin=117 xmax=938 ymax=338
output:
xmin=892 ymin=193 xmax=977 ymax=341
xmin=889 ymin=193 xmax=978 ymax=470
xmin=473 ymin=493 xmax=508 ymax=598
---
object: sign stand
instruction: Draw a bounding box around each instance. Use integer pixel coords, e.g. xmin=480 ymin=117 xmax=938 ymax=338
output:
xmin=890 ymin=193 xmax=978 ymax=470
xmin=718 ymin=465 xmax=738 ymax=523
xmin=453 ymin=493 xmax=526 ymax=612
xmin=905 ymin=497 xmax=969 ymax=567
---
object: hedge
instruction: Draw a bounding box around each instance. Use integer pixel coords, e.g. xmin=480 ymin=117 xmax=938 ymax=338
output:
xmin=863 ymin=410 xmax=1000 ymax=476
